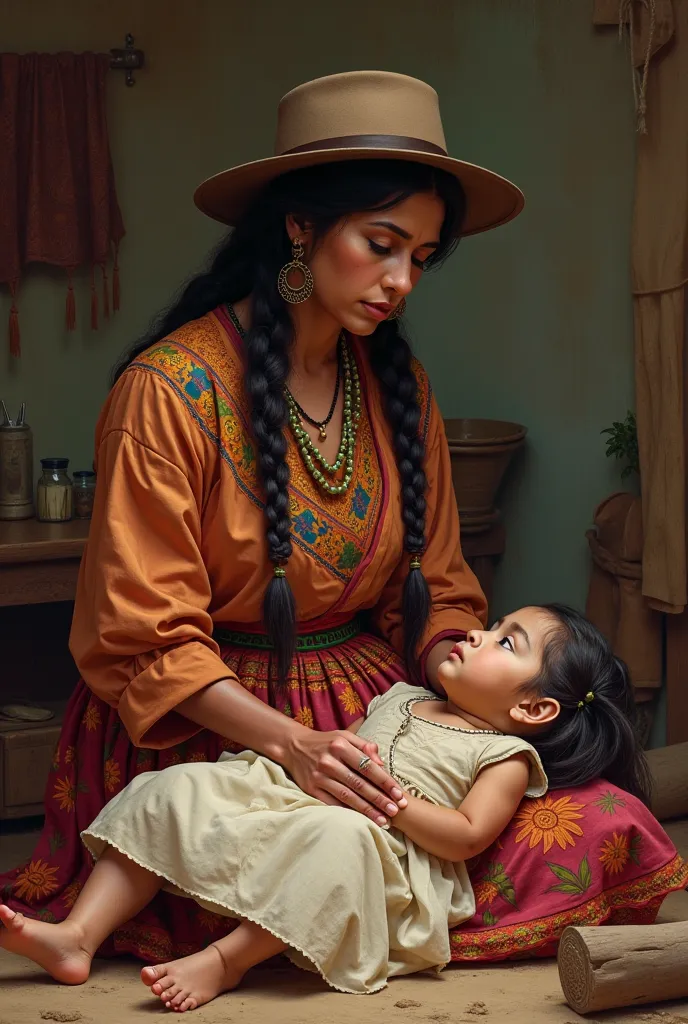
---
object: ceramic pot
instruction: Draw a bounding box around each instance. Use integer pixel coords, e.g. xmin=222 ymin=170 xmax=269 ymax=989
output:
xmin=444 ymin=418 xmax=526 ymax=534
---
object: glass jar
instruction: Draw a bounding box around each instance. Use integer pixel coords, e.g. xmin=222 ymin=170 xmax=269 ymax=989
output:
xmin=36 ymin=458 xmax=73 ymax=522
xmin=72 ymin=470 xmax=96 ymax=520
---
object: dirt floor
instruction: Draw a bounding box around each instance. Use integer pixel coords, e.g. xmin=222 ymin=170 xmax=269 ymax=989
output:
xmin=1 ymin=821 xmax=687 ymax=1024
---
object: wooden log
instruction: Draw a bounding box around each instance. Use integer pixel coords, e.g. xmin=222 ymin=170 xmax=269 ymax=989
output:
xmin=646 ymin=741 xmax=688 ymax=821
xmin=558 ymin=922 xmax=688 ymax=1014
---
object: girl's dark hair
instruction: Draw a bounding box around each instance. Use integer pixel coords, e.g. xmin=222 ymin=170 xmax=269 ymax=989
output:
xmin=113 ymin=160 xmax=467 ymax=684
xmin=527 ymin=604 xmax=652 ymax=804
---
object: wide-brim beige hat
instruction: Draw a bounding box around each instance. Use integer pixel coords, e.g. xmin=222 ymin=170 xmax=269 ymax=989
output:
xmin=194 ymin=71 xmax=524 ymax=237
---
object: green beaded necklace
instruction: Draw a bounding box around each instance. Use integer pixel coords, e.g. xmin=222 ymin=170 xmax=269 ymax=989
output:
xmin=226 ymin=304 xmax=361 ymax=496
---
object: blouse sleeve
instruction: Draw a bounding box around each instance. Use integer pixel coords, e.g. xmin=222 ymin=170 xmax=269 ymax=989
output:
xmin=69 ymin=368 xmax=234 ymax=749
xmin=369 ymin=390 xmax=488 ymax=663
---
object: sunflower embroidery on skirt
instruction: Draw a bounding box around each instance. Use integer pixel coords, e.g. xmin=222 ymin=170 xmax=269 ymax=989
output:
xmin=513 ymin=795 xmax=585 ymax=853
xmin=13 ymin=860 xmax=60 ymax=903
xmin=52 ymin=777 xmax=77 ymax=813
xmin=474 ymin=861 xmax=517 ymax=925
xmin=82 ymin=699 xmax=102 ymax=732
xmin=295 ymin=707 xmax=315 ymax=728
xmin=61 ymin=880 xmax=83 ymax=909
xmin=338 ymin=684 xmax=364 ymax=717
xmin=599 ymin=831 xmax=642 ymax=876
xmin=197 ymin=909 xmax=228 ymax=934
xmin=103 ymin=758 xmax=121 ymax=794
xmin=136 ymin=748 xmax=156 ymax=773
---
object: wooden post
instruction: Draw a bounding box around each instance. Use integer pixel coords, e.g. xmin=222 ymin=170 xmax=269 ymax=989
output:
xmin=558 ymin=923 xmax=688 ymax=1014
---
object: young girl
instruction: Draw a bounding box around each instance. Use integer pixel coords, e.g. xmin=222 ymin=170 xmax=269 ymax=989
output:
xmin=0 ymin=604 xmax=650 ymax=1010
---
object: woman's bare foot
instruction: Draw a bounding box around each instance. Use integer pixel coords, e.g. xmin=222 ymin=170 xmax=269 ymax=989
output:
xmin=0 ymin=905 xmax=92 ymax=984
xmin=141 ymin=945 xmax=243 ymax=1012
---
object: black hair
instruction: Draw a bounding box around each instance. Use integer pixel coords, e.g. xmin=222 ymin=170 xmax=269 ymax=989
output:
xmin=526 ymin=604 xmax=652 ymax=804
xmin=113 ymin=159 xmax=467 ymax=685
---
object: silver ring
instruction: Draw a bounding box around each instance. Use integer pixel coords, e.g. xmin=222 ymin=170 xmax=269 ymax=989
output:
xmin=358 ymin=755 xmax=372 ymax=772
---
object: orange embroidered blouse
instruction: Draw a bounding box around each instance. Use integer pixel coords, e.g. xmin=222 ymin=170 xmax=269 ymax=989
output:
xmin=69 ymin=309 xmax=486 ymax=747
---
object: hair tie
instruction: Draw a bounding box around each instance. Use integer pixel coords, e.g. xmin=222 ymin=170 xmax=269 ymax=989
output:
xmin=577 ymin=691 xmax=594 ymax=710
xmin=273 ymin=565 xmax=286 ymax=579
xmin=409 ymin=556 xmax=422 ymax=571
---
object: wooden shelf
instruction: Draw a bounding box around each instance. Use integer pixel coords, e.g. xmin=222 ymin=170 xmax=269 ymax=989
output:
xmin=0 ymin=518 xmax=89 ymax=565
xmin=0 ymin=518 xmax=90 ymax=606
xmin=0 ymin=700 xmax=68 ymax=734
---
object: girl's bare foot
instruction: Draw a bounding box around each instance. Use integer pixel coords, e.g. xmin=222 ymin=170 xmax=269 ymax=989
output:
xmin=141 ymin=945 xmax=244 ymax=1012
xmin=0 ymin=905 xmax=92 ymax=985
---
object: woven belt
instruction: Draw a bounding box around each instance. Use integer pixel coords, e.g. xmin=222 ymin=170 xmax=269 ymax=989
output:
xmin=214 ymin=618 xmax=360 ymax=652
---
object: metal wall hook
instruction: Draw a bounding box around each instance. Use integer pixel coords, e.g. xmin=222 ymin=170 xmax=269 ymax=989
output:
xmin=109 ymin=34 xmax=144 ymax=87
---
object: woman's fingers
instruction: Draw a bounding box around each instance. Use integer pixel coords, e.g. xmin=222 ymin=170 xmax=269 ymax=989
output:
xmin=327 ymin=735 xmax=405 ymax=802
xmin=287 ymin=728 xmax=404 ymax=822
xmin=349 ymin=755 xmax=406 ymax=807
xmin=345 ymin=731 xmax=384 ymax=766
xmin=315 ymin=752 xmax=404 ymax=818
xmin=315 ymin=776 xmax=389 ymax=827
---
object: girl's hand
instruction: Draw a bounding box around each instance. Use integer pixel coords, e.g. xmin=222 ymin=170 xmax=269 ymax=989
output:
xmin=282 ymin=728 xmax=407 ymax=826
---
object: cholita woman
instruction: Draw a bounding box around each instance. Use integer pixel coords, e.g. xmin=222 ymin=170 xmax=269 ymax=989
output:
xmin=0 ymin=70 xmax=524 ymax=959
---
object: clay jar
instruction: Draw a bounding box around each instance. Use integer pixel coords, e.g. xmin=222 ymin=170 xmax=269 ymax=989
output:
xmin=444 ymin=418 xmax=526 ymax=534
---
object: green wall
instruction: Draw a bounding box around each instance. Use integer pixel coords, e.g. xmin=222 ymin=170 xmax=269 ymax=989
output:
xmin=2 ymin=0 xmax=635 ymax=615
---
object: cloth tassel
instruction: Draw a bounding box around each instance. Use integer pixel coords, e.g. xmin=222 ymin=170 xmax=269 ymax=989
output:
xmin=9 ymin=280 xmax=20 ymax=357
xmin=112 ymin=243 xmax=120 ymax=311
xmin=101 ymin=264 xmax=110 ymax=320
xmin=66 ymin=271 xmax=76 ymax=331
xmin=90 ymin=265 xmax=98 ymax=330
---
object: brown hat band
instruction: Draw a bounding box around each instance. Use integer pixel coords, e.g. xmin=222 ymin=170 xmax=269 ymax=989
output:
xmin=283 ymin=134 xmax=448 ymax=157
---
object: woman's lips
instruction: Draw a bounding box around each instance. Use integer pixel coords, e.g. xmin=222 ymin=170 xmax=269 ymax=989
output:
xmin=361 ymin=301 xmax=392 ymax=321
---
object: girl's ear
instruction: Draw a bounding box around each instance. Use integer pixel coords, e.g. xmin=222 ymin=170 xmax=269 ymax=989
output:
xmin=509 ymin=696 xmax=560 ymax=728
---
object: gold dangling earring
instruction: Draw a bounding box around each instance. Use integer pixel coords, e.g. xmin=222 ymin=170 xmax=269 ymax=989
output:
xmin=278 ymin=238 xmax=314 ymax=304
xmin=388 ymin=297 xmax=406 ymax=320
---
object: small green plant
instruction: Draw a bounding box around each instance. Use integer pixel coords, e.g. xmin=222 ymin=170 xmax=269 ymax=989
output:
xmin=602 ymin=411 xmax=639 ymax=480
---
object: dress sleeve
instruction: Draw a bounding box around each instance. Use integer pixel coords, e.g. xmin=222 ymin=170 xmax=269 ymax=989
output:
xmin=369 ymin=391 xmax=488 ymax=662
xmin=365 ymin=681 xmax=420 ymax=718
xmin=473 ymin=737 xmax=548 ymax=798
xmin=69 ymin=368 xmax=234 ymax=749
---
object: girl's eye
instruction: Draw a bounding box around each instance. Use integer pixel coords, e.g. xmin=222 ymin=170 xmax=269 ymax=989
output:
xmin=499 ymin=636 xmax=515 ymax=653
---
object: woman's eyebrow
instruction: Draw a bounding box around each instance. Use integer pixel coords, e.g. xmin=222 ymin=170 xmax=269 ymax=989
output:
xmin=368 ymin=220 xmax=440 ymax=248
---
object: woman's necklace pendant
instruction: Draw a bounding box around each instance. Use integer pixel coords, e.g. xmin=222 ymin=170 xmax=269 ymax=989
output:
xmin=319 ymin=425 xmax=327 ymax=442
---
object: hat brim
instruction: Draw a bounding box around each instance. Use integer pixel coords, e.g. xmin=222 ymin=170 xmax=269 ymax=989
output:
xmin=194 ymin=148 xmax=524 ymax=237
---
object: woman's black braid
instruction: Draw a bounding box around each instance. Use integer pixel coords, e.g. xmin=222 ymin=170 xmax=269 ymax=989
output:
xmin=370 ymin=319 xmax=431 ymax=678
xmin=243 ymin=264 xmax=297 ymax=683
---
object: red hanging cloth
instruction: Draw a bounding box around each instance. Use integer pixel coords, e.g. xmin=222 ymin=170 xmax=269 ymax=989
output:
xmin=0 ymin=51 xmax=125 ymax=355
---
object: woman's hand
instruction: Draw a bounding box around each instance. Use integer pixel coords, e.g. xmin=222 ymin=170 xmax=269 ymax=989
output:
xmin=282 ymin=728 xmax=407 ymax=826
xmin=179 ymin=677 xmax=405 ymax=824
